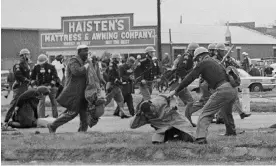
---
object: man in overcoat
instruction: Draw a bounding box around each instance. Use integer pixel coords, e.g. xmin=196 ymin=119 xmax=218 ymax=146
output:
xmin=47 ymin=45 xmax=90 ymax=133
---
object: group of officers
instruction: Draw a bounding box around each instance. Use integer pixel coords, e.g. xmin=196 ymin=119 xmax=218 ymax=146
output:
xmin=4 ymin=42 xmax=254 ymax=144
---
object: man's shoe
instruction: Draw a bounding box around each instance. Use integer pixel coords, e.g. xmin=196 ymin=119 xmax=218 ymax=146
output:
xmin=120 ymin=114 xmax=130 ymax=119
xmin=4 ymin=95 xmax=8 ymax=99
xmin=240 ymin=113 xmax=251 ymax=119
xmin=47 ymin=124 xmax=56 ymax=133
xmin=191 ymin=123 xmax=197 ymax=127
xmin=194 ymin=138 xmax=208 ymax=144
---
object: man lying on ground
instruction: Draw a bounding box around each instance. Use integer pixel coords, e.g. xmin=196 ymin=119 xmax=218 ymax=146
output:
xmin=130 ymin=95 xmax=195 ymax=144
xmin=3 ymin=86 xmax=50 ymax=128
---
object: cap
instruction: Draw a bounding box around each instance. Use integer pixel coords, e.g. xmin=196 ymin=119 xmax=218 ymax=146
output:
xmin=77 ymin=45 xmax=88 ymax=50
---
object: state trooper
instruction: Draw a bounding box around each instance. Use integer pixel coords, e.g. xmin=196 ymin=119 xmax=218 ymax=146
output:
xmin=172 ymin=43 xmax=199 ymax=106
xmin=31 ymin=54 xmax=59 ymax=118
xmin=116 ymin=57 xmax=137 ymax=116
xmin=10 ymin=48 xmax=31 ymax=106
xmin=135 ymin=46 xmax=159 ymax=100
xmin=105 ymin=53 xmax=130 ymax=119
xmin=207 ymin=43 xmax=216 ymax=57
xmin=169 ymin=47 xmax=239 ymax=144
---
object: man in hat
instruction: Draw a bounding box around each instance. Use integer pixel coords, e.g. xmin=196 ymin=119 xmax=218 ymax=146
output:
xmin=3 ymin=86 xmax=50 ymax=128
xmin=31 ymin=54 xmax=59 ymax=118
xmin=10 ymin=48 xmax=31 ymax=106
xmin=47 ymin=45 xmax=90 ymax=133
xmin=130 ymin=95 xmax=194 ymax=144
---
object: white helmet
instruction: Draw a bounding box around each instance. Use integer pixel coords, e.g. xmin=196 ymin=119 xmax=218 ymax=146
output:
xmin=111 ymin=53 xmax=120 ymax=59
xmin=37 ymin=54 xmax=48 ymax=64
xmin=193 ymin=47 xmax=209 ymax=61
xmin=145 ymin=46 xmax=156 ymax=53
xmin=19 ymin=48 xmax=30 ymax=55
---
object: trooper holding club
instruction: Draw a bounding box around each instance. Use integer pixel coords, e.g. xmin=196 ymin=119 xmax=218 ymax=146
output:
xmin=169 ymin=47 xmax=239 ymax=144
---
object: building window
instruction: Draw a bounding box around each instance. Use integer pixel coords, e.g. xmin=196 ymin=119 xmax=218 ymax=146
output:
xmin=173 ymin=47 xmax=186 ymax=60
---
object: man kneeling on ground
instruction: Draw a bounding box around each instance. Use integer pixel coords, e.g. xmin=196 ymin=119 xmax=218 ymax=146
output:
xmin=3 ymin=86 xmax=50 ymax=128
xmin=130 ymin=95 xmax=195 ymax=144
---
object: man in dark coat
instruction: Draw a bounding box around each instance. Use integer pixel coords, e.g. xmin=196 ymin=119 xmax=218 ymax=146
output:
xmin=114 ymin=57 xmax=136 ymax=116
xmin=3 ymin=86 xmax=50 ymax=128
xmin=47 ymin=45 xmax=90 ymax=133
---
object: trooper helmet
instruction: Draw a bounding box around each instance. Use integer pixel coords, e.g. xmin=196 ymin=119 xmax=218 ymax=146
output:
xmin=187 ymin=42 xmax=199 ymax=51
xmin=19 ymin=48 xmax=30 ymax=55
xmin=145 ymin=46 xmax=156 ymax=53
xmin=208 ymin=43 xmax=216 ymax=50
xmin=193 ymin=47 xmax=209 ymax=61
xmin=37 ymin=54 xmax=48 ymax=65
xmin=215 ymin=43 xmax=226 ymax=50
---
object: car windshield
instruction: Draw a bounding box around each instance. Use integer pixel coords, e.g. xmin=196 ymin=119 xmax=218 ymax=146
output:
xmin=237 ymin=69 xmax=251 ymax=77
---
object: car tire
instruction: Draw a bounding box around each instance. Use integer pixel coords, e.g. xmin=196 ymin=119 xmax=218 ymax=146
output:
xmin=250 ymin=83 xmax=263 ymax=92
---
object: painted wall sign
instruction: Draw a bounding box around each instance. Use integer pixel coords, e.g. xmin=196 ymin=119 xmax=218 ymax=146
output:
xmin=40 ymin=13 xmax=156 ymax=49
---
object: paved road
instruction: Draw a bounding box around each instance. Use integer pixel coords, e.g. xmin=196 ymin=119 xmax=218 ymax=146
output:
xmin=2 ymin=113 xmax=275 ymax=134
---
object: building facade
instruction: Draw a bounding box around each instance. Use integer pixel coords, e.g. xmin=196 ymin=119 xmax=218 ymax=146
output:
xmin=2 ymin=13 xmax=276 ymax=70
xmin=39 ymin=13 xmax=157 ymax=62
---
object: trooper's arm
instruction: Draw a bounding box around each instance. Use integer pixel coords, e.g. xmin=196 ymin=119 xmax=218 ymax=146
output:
xmin=13 ymin=64 xmax=28 ymax=83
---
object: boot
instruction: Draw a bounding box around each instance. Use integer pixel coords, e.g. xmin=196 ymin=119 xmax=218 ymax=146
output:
xmin=240 ymin=113 xmax=251 ymax=119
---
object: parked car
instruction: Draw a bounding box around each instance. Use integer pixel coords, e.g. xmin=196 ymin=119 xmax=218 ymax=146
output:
xmin=270 ymin=63 xmax=276 ymax=76
xmin=237 ymin=68 xmax=276 ymax=92
xmin=1 ymin=70 xmax=10 ymax=91
xmin=187 ymin=68 xmax=276 ymax=93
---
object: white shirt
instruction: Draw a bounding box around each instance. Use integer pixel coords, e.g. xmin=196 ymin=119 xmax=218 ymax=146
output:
xmin=52 ymin=60 xmax=65 ymax=80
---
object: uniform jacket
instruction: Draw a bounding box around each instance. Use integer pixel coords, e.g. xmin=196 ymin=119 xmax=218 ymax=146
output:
xmin=130 ymin=95 xmax=192 ymax=134
xmin=105 ymin=62 xmax=120 ymax=85
xmin=119 ymin=63 xmax=134 ymax=95
xmin=152 ymin=60 xmax=161 ymax=77
xmin=4 ymin=89 xmax=39 ymax=125
xmin=135 ymin=54 xmax=156 ymax=81
xmin=176 ymin=57 xmax=228 ymax=93
xmin=13 ymin=61 xmax=30 ymax=84
xmin=31 ymin=63 xmax=59 ymax=86
xmin=56 ymin=56 xmax=87 ymax=112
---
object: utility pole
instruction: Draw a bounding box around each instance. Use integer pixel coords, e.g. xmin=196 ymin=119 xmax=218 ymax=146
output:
xmin=157 ymin=0 xmax=162 ymax=61
xmin=169 ymin=28 xmax=173 ymax=63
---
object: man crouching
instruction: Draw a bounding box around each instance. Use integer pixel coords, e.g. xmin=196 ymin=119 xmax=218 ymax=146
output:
xmin=3 ymin=86 xmax=50 ymax=128
xmin=130 ymin=95 xmax=195 ymax=144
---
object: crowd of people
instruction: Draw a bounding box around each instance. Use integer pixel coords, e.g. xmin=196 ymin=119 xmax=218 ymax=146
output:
xmin=3 ymin=42 xmax=275 ymax=144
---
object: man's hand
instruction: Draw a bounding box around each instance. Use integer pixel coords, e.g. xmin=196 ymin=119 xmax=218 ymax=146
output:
xmin=141 ymin=79 xmax=146 ymax=85
xmin=84 ymin=63 xmax=89 ymax=69
xmin=168 ymin=90 xmax=176 ymax=98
